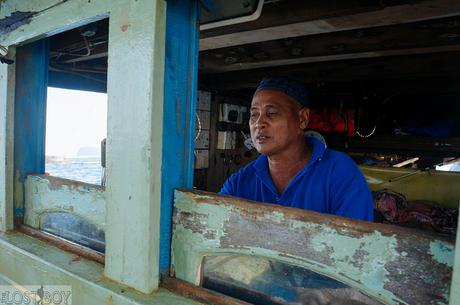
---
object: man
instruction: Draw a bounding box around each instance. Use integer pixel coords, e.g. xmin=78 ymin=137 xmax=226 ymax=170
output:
xmin=220 ymin=77 xmax=373 ymax=221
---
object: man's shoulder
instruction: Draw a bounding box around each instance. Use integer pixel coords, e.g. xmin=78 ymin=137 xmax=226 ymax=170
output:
xmin=321 ymin=148 xmax=360 ymax=172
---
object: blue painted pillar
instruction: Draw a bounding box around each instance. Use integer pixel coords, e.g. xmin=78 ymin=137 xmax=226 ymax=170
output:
xmin=14 ymin=40 xmax=48 ymax=223
xmin=161 ymin=0 xmax=200 ymax=272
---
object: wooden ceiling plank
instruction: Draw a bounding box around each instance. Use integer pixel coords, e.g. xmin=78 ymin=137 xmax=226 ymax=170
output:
xmin=201 ymin=45 xmax=460 ymax=74
xmin=200 ymin=0 xmax=460 ymax=50
xmin=200 ymin=52 xmax=460 ymax=91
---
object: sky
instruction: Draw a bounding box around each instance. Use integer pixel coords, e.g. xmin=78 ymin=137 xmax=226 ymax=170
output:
xmin=46 ymin=87 xmax=107 ymax=158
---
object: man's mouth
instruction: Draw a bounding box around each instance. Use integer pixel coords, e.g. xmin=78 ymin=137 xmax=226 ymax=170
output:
xmin=256 ymin=135 xmax=270 ymax=142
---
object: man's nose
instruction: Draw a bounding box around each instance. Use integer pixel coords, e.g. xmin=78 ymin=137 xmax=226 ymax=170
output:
xmin=254 ymin=114 xmax=267 ymax=129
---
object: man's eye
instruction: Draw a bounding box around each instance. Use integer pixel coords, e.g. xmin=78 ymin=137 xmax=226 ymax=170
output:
xmin=267 ymin=112 xmax=278 ymax=116
xmin=250 ymin=113 xmax=258 ymax=118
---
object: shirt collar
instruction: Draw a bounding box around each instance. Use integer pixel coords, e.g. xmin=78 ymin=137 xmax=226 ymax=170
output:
xmin=252 ymin=137 xmax=327 ymax=174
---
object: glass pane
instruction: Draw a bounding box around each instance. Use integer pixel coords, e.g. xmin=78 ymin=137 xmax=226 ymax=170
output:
xmin=41 ymin=212 xmax=105 ymax=252
xmin=202 ymin=255 xmax=382 ymax=305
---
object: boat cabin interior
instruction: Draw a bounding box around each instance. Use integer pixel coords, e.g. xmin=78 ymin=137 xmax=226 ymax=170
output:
xmin=0 ymin=1 xmax=459 ymax=305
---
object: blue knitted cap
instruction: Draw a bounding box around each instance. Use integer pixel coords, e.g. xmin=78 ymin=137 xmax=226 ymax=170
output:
xmin=255 ymin=76 xmax=308 ymax=107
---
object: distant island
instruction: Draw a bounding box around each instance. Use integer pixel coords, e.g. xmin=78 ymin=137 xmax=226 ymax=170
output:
xmin=77 ymin=146 xmax=100 ymax=157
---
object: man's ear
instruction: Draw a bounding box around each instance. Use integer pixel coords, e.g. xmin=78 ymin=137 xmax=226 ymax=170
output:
xmin=299 ymin=107 xmax=310 ymax=130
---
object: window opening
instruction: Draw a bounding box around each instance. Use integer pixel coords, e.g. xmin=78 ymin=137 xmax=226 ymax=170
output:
xmin=16 ymin=18 xmax=109 ymax=253
xmin=45 ymin=87 xmax=107 ymax=185
xmin=45 ymin=18 xmax=109 ymax=186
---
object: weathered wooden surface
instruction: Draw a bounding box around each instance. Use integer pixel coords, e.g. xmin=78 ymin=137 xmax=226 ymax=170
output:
xmin=161 ymin=276 xmax=250 ymax=305
xmin=24 ymin=174 xmax=105 ymax=231
xmin=18 ymin=225 xmax=105 ymax=264
xmin=172 ymin=190 xmax=455 ymax=305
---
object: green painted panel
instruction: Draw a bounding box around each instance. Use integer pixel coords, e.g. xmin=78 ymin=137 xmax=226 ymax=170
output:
xmin=361 ymin=166 xmax=460 ymax=208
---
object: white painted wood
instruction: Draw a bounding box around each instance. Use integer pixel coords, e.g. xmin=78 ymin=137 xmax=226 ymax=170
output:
xmin=104 ymin=0 xmax=166 ymax=293
xmin=0 ymin=47 xmax=14 ymax=232
xmin=0 ymin=1 xmax=110 ymax=46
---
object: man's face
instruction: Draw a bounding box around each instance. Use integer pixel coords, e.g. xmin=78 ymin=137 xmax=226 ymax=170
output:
xmin=249 ymin=90 xmax=309 ymax=157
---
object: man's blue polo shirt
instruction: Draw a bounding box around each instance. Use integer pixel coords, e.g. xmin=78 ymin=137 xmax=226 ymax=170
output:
xmin=219 ymin=138 xmax=373 ymax=221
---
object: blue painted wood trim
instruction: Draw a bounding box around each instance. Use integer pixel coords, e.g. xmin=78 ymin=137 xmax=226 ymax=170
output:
xmin=160 ymin=0 xmax=200 ymax=272
xmin=14 ymin=40 xmax=49 ymax=218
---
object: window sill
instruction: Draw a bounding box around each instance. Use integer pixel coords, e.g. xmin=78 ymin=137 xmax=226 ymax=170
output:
xmin=0 ymin=231 xmax=201 ymax=305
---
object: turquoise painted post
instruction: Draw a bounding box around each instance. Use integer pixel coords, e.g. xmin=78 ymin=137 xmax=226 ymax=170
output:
xmin=13 ymin=40 xmax=48 ymax=224
xmin=160 ymin=0 xmax=200 ymax=272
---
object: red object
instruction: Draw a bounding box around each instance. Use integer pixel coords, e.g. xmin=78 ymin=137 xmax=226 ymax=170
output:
xmin=308 ymin=108 xmax=355 ymax=136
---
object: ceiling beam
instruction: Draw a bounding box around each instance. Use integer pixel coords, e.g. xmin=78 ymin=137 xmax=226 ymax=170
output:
xmin=200 ymin=16 xmax=460 ymax=73
xmin=200 ymin=52 xmax=460 ymax=91
xmin=200 ymin=0 xmax=460 ymax=50
xmin=201 ymin=45 xmax=460 ymax=74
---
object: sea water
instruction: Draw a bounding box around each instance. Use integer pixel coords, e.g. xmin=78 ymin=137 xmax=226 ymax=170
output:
xmin=45 ymin=157 xmax=103 ymax=185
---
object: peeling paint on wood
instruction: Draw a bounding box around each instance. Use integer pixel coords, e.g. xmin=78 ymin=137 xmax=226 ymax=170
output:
xmin=24 ymin=175 xmax=105 ymax=232
xmin=0 ymin=11 xmax=34 ymax=36
xmin=172 ymin=189 xmax=454 ymax=305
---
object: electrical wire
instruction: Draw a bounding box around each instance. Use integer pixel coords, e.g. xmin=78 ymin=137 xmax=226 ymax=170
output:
xmin=195 ymin=112 xmax=202 ymax=142
xmin=356 ymin=124 xmax=376 ymax=138
xmin=49 ymin=35 xmax=107 ymax=60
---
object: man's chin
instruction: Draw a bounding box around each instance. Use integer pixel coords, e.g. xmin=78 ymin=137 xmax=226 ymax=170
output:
xmin=255 ymin=146 xmax=272 ymax=156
